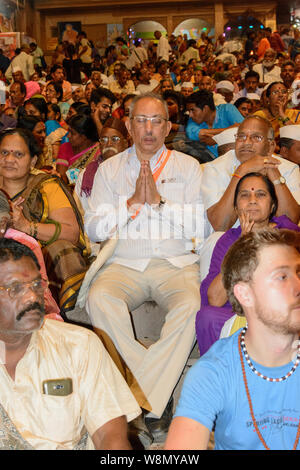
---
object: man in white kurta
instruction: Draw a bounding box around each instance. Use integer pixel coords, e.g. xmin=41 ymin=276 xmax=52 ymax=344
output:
xmin=201 ymin=115 xmax=300 ymax=235
xmin=84 ymin=94 xmax=203 ymax=428
xmin=155 ymin=31 xmax=171 ymax=62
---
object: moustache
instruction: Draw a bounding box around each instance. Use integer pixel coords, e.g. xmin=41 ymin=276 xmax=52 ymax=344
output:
xmin=16 ymin=302 xmax=45 ymax=322
xmin=102 ymin=146 xmax=118 ymax=155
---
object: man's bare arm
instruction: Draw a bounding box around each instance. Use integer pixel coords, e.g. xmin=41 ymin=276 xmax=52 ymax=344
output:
xmin=267 ymin=166 xmax=300 ymax=224
xmin=92 ymin=415 xmax=132 ymax=450
xmin=207 ymin=175 xmax=240 ymax=231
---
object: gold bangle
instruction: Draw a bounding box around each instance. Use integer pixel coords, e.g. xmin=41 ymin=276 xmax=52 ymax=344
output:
xmin=232 ymin=173 xmax=241 ymax=179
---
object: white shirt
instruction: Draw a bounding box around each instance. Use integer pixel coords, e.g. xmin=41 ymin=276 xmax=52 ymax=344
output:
xmin=136 ymin=79 xmax=159 ymax=94
xmin=252 ymin=64 xmax=282 ymax=84
xmin=5 ymin=52 xmax=35 ymax=82
xmin=84 ymin=145 xmax=204 ymax=271
xmin=200 ymin=149 xmax=300 ymax=235
xmin=0 ymin=319 xmax=140 ymax=449
xmin=157 ymin=36 xmax=171 ymax=61
xmin=179 ymin=47 xmax=200 ymax=65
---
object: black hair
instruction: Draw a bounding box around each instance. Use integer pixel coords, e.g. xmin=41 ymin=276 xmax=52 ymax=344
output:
xmin=17 ymin=114 xmax=42 ymax=133
xmin=244 ymin=70 xmax=260 ymax=81
xmin=279 ymin=137 xmax=295 ymax=149
xmin=281 ymin=60 xmax=296 ymax=69
xmin=50 ymin=64 xmax=64 ymax=75
xmin=70 ymin=102 xmax=91 ymax=117
xmin=233 ymin=172 xmax=278 ymax=220
xmin=89 ymin=87 xmax=116 ymax=105
xmin=185 ymin=89 xmax=216 ymax=111
xmin=163 ymin=89 xmax=187 ymax=125
xmin=46 ymin=81 xmax=63 ymax=102
xmin=234 ymin=97 xmax=253 ymax=109
xmin=67 ymin=114 xmax=99 ymax=142
xmin=265 ymin=81 xmax=287 ymax=98
xmin=0 ymin=128 xmax=42 ymax=158
xmin=162 ymin=89 xmax=186 ymax=110
xmin=0 ymin=237 xmax=40 ymax=270
xmin=46 ymin=102 xmax=61 ymax=121
xmin=24 ymin=97 xmax=48 ymax=121
xmin=11 ymin=80 xmax=26 ymax=96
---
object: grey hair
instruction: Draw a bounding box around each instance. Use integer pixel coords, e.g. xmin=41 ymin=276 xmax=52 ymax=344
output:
xmin=239 ymin=115 xmax=275 ymax=140
xmin=129 ymin=92 xmax=169 ymax=120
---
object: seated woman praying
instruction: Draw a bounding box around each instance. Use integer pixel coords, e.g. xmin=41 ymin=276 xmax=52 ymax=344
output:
xmin=0 ymin=128 xmax=89 ymax=315
xmin=196 ymin=172 xmax=300 ymax=355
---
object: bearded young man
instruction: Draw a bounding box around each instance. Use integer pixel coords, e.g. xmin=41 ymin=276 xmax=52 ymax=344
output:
xmin=165 ymin=229 xmax=300 ymax=450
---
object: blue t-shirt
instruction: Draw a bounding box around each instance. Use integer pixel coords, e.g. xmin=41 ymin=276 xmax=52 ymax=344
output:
xmin=185 ymin=104 xmax=244 ymax=158
xmin=174 ymin=330 xmax=300 ymax=450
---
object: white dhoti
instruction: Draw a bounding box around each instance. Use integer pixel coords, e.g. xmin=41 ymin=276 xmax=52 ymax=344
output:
xmin=86 ymin=258 xmax=200 ymax=418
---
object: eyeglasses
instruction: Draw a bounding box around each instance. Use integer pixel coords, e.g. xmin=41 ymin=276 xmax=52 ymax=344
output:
xmin=0 ymin=278 xmax=48 ymax=299
xmin=0 ymin=149 xmax=27 ymax=159
xmin=270 ymin=89 xmax=288 ymax=96
xmin=131 ymin=115 xmax=168 ymax=126
xmin=99 ymin=136 xmax=122 ymax=144
xmin=235 ymin=133 xmax=267 ymax=143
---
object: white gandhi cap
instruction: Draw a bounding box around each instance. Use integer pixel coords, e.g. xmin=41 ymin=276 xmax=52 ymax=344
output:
xmin=279 ymin=125 xmax=300 ymax=141
xmin=215 ymin=80 xmax=235 ymax=92
xmin=213 ymin=127 xmax=237 ymax=146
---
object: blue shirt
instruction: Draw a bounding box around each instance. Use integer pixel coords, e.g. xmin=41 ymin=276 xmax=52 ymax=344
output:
xmin=185 ymin=104 xmax=244 ymax=158
xmin=175 ymin=330 xmax=300 ymax=450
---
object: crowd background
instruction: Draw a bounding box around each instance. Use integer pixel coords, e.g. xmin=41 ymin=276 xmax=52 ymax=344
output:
xmin=0 ymin=22 xmax=299 ymax=451
xmin=0 ymin=24 xmax=299 ymax=314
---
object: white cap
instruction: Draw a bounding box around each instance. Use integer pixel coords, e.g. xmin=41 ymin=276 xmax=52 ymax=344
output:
xmin=215 ymin=80 xmax=234 ymax=92
xmin=246 ymin=93 xmax=261 ymax=100
xmin=279 ymin=125 xmax=300 ymax=141
xmin=213 ymin=127 xmax=237 ymax=146
xmin=181 ymin=82 xmax=193 ymax=89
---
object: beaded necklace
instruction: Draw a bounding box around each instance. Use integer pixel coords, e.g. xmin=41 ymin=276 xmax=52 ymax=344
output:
xmin=240 ymin=327 xmax=300 ymax=382
xmin=238 ymin=328 xmax=300 ymax=450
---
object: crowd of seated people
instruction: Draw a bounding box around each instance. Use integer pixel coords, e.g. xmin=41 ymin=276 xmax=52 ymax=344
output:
xmin=0 ymin=24 xmax=299 ymax=451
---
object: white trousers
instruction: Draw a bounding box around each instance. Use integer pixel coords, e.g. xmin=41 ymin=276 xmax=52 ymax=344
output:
xmin=86 ymin=258 xmax=200 ymax=418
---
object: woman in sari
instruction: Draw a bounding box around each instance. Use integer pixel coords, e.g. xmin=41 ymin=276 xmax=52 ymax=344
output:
xmin=45 ymin=81 xmax=70 ymax=122
xmin=56 ymin=114 xmax=100 ymax=185
xmin=0 ymin=188 xmax=62 ymax=321
xmin=0 ymin=128 xmax=89 ymax=316
xmin=196 ymin=172 xmax=300 ymax=355
xmin=254 ymin=81 xmax=300 ymax=148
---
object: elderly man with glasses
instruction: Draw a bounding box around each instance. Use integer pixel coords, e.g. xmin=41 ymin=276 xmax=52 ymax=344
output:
xmin=0 ymin=238 xmax=140 ymax=450
xmin=200 ymin=115 xmax=300 ymax=235
xmin=79 ymin=92 xmax=203 ymax=447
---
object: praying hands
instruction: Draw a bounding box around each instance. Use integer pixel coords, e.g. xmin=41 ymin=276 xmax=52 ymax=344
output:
xmin=127 ymin=160 xmax=161 ymax=210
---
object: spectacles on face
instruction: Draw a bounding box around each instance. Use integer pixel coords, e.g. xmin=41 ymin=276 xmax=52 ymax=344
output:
xmin=270 ymin=89 xmax=288 ymax=96
xmin=235 ymin=133 xmax=268 ymax=143
xmin=0 ymin=149 xmax=28 ymax=159
xmin=0 ymin=278 xmax=48 ymax=299
xmin=99 ymin=136 xmax=122 ymax=144
xmin=131 ymin=115 xmax=168 ymax=126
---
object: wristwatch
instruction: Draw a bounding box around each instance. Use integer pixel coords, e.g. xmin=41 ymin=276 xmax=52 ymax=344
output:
xmin=153 ymin=196 xmax=166 ymax=212
xmin=272 ymin=176 xmax=286 ymax=186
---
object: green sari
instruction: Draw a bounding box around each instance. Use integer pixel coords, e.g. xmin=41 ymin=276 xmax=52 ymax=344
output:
xmin=11 ymin=173 xmax=90 ymax=315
